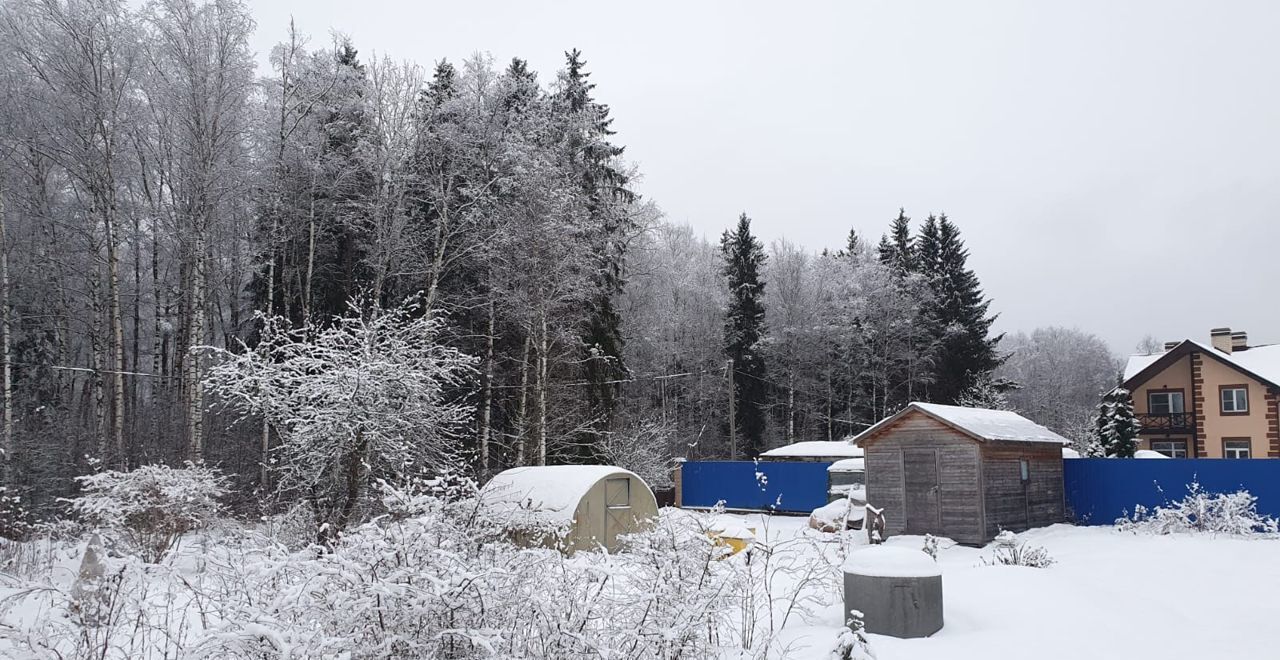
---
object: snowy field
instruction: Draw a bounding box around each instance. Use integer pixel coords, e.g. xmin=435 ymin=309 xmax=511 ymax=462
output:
xmin=745 ymin=514 xmax=1280 ymax=660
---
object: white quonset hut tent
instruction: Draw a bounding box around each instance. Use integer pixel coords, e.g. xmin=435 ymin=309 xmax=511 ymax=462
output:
xmin=479 ymin=465 xmax=658 ymax=553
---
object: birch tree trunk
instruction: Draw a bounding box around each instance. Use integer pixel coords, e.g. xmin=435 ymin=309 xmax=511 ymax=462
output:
xmin=186 ymin=233 xmax=207 ymax=461
xmin=515 ymin=331 xmax=531 ymax=466
xmin=537 ymin=310 xmax=549 ymax=466
xmin=101 ymin=196 xmax=127 ymax=467
xmin=0 ymin=190 xmax=11 ymax=483
xmin=478 ymin=291 xmax=495 ymax=477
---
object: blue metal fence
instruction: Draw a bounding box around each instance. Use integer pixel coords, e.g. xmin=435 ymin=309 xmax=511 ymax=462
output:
xmin=1064 ymin=458 xmax=1280 ymax=524
xmin=678 ymin=460 xmax=830 ymax=513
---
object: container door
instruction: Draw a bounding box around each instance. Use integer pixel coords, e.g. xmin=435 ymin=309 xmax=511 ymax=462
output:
xmin=903 ymin=450 xmax=941 ymax=534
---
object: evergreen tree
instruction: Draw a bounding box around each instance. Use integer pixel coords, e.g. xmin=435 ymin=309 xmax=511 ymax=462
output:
xmin=838 ymin=227 xmax=862 ymax=259
xmin=877 ymin=208 xmax=914 ymax=276
xmin=915 ymin=214 xmax=942 ymax=276
xmin=721 ymin=213 xmax=768 ymax=457
xmin=919 ymin=213 xmax=1003 ymax=403
xmin=1096 ymin=387 xmax=1140 ymax=457
xmin=556 ymin=49 xmax=635 ymax=460
xmin=501 ymin=58 xmax=539 ymax=114
xmin=312 ymin=40 xmax=375 ymax=323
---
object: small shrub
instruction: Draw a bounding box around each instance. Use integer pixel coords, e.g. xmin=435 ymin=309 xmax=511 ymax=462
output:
xmin=830 ymin=609 xmax=875 ymax=660
xmin=1116 ymin=481 xmax=1278 ymax=536
xmin=921 ymin=534 xmax=939 ymax=560
xmin=984 ymin=530 xmax=1055 ymax=568
xmin=0 ymin=486 xmax=33 ymax=540
xmin=70 ymin=462 xmax=228 ymax=562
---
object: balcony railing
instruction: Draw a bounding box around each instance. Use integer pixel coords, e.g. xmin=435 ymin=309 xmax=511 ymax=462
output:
xmin=1137 ymin=412 xmax=1196 ymax=433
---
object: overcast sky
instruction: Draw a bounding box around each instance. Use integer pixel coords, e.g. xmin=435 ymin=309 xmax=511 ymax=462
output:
xmin=246 ymin=0 xmax=1280 ymax=355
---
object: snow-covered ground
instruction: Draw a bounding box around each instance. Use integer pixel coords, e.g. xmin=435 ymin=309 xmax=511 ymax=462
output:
xmin=3 ymin=511 xmax=1276 ymax=659
xmin=737 ymin=514 xmax=1279 ymax=660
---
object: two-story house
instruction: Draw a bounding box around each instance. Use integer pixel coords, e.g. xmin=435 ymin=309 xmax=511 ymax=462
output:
xmin=1123 ymin=328 xmax=1279 ymax=459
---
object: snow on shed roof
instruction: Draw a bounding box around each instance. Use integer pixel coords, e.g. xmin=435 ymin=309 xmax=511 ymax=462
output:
xmin=852 ymin=402 xmax=1070 ymax=445
xmin=479 ymin=465 xmax=641 ymax=522
xmin=760 ymin=440 xmax=864 ymax=458
xmin=828 ymin=457 xmax=865 ymax=472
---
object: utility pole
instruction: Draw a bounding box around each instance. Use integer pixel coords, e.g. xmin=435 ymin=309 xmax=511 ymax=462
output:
xmin=727 ymin=358 xmax=736 ymax=460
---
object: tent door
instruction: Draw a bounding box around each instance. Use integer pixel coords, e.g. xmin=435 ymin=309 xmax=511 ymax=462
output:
xmin=604 ymin=477 xmax=631 ymax=549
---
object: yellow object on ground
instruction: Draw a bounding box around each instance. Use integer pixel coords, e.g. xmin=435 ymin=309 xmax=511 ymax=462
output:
xmin=707 ymin=518 xmax=756 ymax=556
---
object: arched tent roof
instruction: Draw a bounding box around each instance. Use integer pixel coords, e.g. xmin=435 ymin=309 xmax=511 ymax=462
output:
xmin=480 ymin=465 xmax=660 ymax=553
xmin=480 ymin=465 xmax=645 ymax=522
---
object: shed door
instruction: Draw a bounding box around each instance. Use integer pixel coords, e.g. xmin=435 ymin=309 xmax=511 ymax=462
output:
xmin=903 ymin=450 xmax=941 ymax=534
xmin=603 ymin=477 xmax=632 ymax=550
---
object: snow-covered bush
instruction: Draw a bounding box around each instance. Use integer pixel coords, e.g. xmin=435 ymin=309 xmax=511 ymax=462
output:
xmin=984 ymin=530 xmax=1055 ymax=568
xmin=830 ymin=609 xmax=875 ymax=660
xmin=3 ymin=485 xmax=843 ymax=659
xmin=921 ymin=534 xmax=939 ymax=560
xmin=70 ymin=463 xmax=227 ymax=562
xmin=599 ymin=420 xmax=676 ymax=489
xmin=1116 ymin=481 xmax=1279 ymax=536
xmin=204 ymin=297 xmax=477 ymax=545
xmin=0 ymin=486 xmax=33 ymax=540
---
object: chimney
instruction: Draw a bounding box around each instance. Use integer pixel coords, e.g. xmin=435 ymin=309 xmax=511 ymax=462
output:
xmin=1162 ymin=341 xmax=1179 ymax=352
xmin=1210 ymin=327 xmax=1233 ymax=354
xmin=1232 ymin=331 xmax=1249 ymax=352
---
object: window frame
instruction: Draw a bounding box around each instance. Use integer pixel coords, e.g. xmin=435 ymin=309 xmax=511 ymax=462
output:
xmin=1219 ymin=384 xmax=1250 ymax=416
xmin=1147 ymin=389 xmax=1185 ymax=415
xmin=1222 ymin=438 xmax=1252 ymax=459
xmin=605 ymin=477 xmax=631 ymax=509
xmin=1150 ymin=440 xmax=1188 ymax=458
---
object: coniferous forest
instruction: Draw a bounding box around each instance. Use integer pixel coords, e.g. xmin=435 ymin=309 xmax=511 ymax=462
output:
xmin=0 ymin=0 xmax=1020 ymax=518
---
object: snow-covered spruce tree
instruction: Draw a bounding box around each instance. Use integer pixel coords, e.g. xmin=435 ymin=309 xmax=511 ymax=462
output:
xmin=721 ymin=213 xmax=769 ymax=458
xmin=1090 ymin=395 xmax=1113 ymax=456
xmin=1104 ymin=388 xmax=1140 ymax=457
xmin=203 ymin=296 xmax=476 ymax=544
xmin=1094 ymin=387 xmax=1140 ymax=457
xmin=876 ymin=208 xmax=915 ymax=277
xmin=917 ymin=213 xmax=1004 ymax=404
xmin=555 ymin=49 xmax=636 ymax=463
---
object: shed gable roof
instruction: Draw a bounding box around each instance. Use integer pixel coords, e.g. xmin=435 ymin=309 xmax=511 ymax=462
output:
xmin=852 ymin=402 xmax=1070 ymax=446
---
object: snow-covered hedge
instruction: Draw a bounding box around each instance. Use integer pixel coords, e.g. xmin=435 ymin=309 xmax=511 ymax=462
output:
xmin=1116 ymin=482 xmax=1279 ymax=536
xmin=3 ymin=488 xmax=844 ymax=659
xmin=69 ymin=463 xmax=228 ymax=562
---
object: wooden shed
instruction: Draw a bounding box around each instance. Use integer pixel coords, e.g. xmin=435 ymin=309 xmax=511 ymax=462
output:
xmin=852 ymin=402 xmax=1067 ymax=546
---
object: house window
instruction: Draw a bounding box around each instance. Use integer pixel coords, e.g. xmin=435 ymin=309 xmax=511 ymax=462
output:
xmin=1223 ymin=438 xmax=1252 ymax=459
xmin=1019 ymin=459 xmax=1029 ymax=482
xmin=1151 ymin=440 xmax=1187 ymax=458
xmin=1148 ymin=390 xmax=1185 ymax=415
xmin=1220 ymin=385 xmax=1249 ymax=415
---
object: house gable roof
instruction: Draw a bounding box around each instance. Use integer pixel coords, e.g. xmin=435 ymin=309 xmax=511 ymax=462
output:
xmin=851 ymin=402 xmax=1070 ymax=447
xmin=1123 ymin=340 xmax=1280 ymax=392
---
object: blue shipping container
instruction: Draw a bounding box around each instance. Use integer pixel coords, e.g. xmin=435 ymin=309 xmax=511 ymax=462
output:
xmin=678 ymin=460 xmax=831 ymax=514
